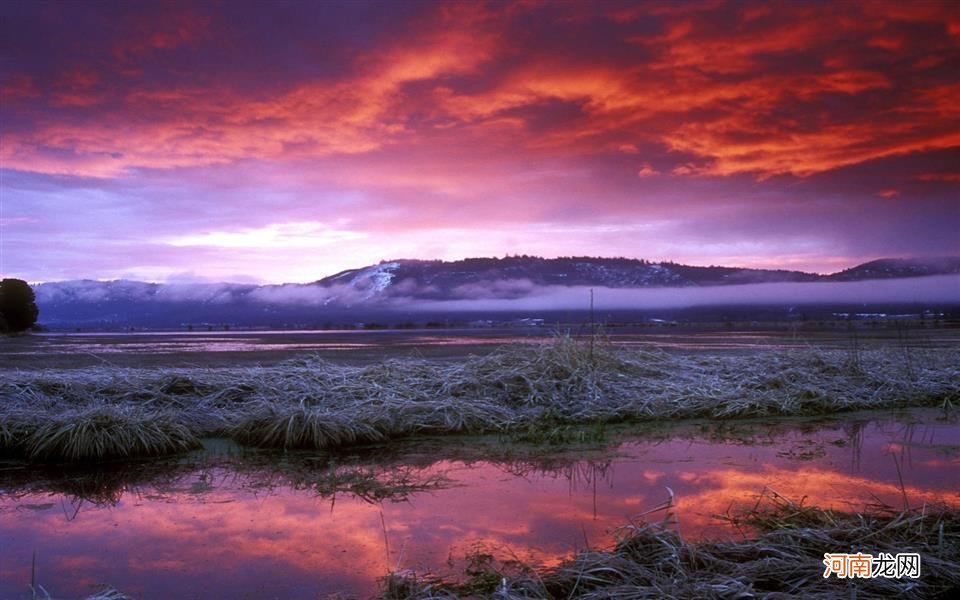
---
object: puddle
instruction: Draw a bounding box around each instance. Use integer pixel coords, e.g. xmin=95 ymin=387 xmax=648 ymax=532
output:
xmin=0 ymin=410 xmax=957 ymax=599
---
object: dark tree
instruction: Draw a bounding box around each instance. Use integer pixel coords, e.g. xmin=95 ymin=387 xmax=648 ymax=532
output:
xmin=0 ymin=278 xmax=39 ymax=334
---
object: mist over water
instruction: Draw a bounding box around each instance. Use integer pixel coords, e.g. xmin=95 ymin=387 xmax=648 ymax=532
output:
xmin=34 ymin=275 xmax=960 ymax=320
xmin=401 ymin=275 xmax=960 ymax=312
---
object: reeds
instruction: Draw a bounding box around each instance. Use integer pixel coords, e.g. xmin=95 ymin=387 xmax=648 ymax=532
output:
xmin=232 ymin=403 xmax=387 ymax=449
xmin=2 ymin=335 xmax=957 ymax=461
xmin=21 ymin=403 xmax=199 ymax=461
xmin=29 ymin=584 xmax=131 ymax=600
xmin=380 ymin=491 xmax=960 ymax=599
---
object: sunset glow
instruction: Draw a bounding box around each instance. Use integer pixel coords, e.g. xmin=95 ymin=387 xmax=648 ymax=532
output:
xmin=3 ymin=417 xmax=957 ymax=598
xmin=2 ymin=0 xmax=958 ymax=282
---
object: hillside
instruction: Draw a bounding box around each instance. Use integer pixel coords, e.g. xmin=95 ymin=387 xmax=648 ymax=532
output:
xmin=29 ymin=256 xmax=960 ymax=328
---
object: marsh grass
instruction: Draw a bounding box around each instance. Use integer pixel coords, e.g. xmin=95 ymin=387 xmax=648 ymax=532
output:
xmin=509 ymin=418 xmax=608 ymax=445
xmin=24 ymin=403 xmax=200 ymax=461
xmin=29 ymin=584 xmax=131 ymax=600
xmin=2 ymin=335 xmax=958 ymax=461
xmin=380 ymin=491 xmax=960 ymax=599
xmin=84 ymin=589 xmax=132 ymax=600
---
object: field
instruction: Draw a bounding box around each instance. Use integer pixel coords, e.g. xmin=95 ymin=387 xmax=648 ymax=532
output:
xmin=1 ymin=327 xmax=958 ymax=599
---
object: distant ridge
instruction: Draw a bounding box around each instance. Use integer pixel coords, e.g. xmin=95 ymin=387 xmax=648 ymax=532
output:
xmin=314 ymin=255 xmax=960 ymax=298
xmin=827 ymin=257 xmax=960 ymax=281
xmin=30 ymin=256 xmax=960 ymax=328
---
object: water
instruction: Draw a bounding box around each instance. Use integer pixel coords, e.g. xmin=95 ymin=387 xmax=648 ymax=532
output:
xmin=1 ymin=410 xmax=956 ymax=599
xmin=4 ymin=327 xmax=955 ymax=369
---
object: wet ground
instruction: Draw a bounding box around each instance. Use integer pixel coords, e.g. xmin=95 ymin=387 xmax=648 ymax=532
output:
xmin=2 ymin=326 xmax=957 ymax=369
xmin=1 ymin=409 xmax=956 ymax=599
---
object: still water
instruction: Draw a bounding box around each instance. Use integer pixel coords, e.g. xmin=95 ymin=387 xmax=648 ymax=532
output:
xmin=1 ymin=410 xmax=956 ymax=599
xmin=4 ymin=328 xmax=956 ymax=369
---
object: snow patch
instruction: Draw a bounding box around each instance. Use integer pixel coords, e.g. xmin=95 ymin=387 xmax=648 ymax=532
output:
xmin=350 ymin=262 xmax=400 ymax=299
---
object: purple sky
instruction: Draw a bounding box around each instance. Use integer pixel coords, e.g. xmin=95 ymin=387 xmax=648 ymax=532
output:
xmin=1 ymin=0 xmax=958 ymax=283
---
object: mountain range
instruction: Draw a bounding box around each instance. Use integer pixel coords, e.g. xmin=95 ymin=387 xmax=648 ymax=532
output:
xmin=29 ymin=256 xmax=960 ymax=328
xmin=317 ymin=256 xmax=960 ymax=297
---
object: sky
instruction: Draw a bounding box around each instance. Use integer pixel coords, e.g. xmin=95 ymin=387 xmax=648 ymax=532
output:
xmin=1 ymin=0 xmax=958 ymax=284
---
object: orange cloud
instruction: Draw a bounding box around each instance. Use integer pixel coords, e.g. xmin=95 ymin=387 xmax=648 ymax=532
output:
xmin=1 ymin=0 xmax=958 ymax=183
xmin=1 ymin=74 xmax=41 ymax=99
xmin=868 ymin=35 xmax=905 ymax=51
xmin=1 ymin=5 xmax=502 ymax=178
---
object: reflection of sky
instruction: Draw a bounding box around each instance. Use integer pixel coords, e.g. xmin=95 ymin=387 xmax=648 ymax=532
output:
xmin=1 ymin=414 xmax=956 ymax=599
xmin=10 ymin=329 xmax=959 ymax=359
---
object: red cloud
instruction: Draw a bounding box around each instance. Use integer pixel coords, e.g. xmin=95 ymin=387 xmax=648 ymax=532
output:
xmin=916 ymin=172 xmax=960 ymax=182
xmin=1 ymin=1 xmax=958 ymax=182
xmin=637 ymin=163 xmax=659 ymax=178
xmin=112 ymin=9 xmax=211 ymax=59
xmin=0 ymin=74 xmax=41 ymax=99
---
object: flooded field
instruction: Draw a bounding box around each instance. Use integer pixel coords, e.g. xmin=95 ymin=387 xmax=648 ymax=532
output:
xmin=3 ymin=326 xmax=957 ymax=369
xmin=2 ymin=330 xmax=957 ymax=597
xmin=1 ymin=409 xmax=956 ymax=599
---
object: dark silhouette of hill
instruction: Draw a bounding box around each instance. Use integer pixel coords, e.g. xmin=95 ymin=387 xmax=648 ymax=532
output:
xmin=30 ymin=256 xmax=960 ymax=328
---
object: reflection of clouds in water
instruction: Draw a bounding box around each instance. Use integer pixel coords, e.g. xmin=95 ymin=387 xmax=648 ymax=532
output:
xmin=19 ymin=328 xmax=958 ymax=360
xmin=30 ymin=342 xmax=376 ymax=354
xmin=18 ymin=334 xmax=541 ymax=356
xmin=1 ymin=414 xmax=956 ymax=598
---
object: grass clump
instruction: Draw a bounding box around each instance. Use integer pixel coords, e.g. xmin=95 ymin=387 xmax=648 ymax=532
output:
xmin=231 ymin=403 xmax=386 ymax=449
xmin=24 ymin=404 xmax=199 ymax=461
xmin=2 ymin=334 xmax=958 ymax=461
xmin=379 ymin=492 xmax=960 ymax=599
xmin=0 ymin=406 xmax=37 ymax=453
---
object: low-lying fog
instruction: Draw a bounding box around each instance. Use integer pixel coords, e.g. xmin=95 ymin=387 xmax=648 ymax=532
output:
xmin=36 ymin=275 xmax=959 ymax=312
xmin=402 ymin=275 xmax=960 ymax=311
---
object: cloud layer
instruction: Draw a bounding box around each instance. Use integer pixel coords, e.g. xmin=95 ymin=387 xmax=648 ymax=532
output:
xmin=2 ymin=1 xmax=958 ymax=282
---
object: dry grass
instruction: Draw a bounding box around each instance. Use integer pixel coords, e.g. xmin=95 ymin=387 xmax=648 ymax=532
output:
xmin=380 ymin=491 xmax=960 ymax=599
xmin=29 ymin=584 xmax=131 ymax=600
xmin=24 ymin=403 xmax=199 ymax=461
xmin=2 ymin=334 xmax=957 ymax=461
xmin=232 ymin=403 xmax=387 ymax=449
xmin=84 ymin=589 xmax=132 ymax=600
